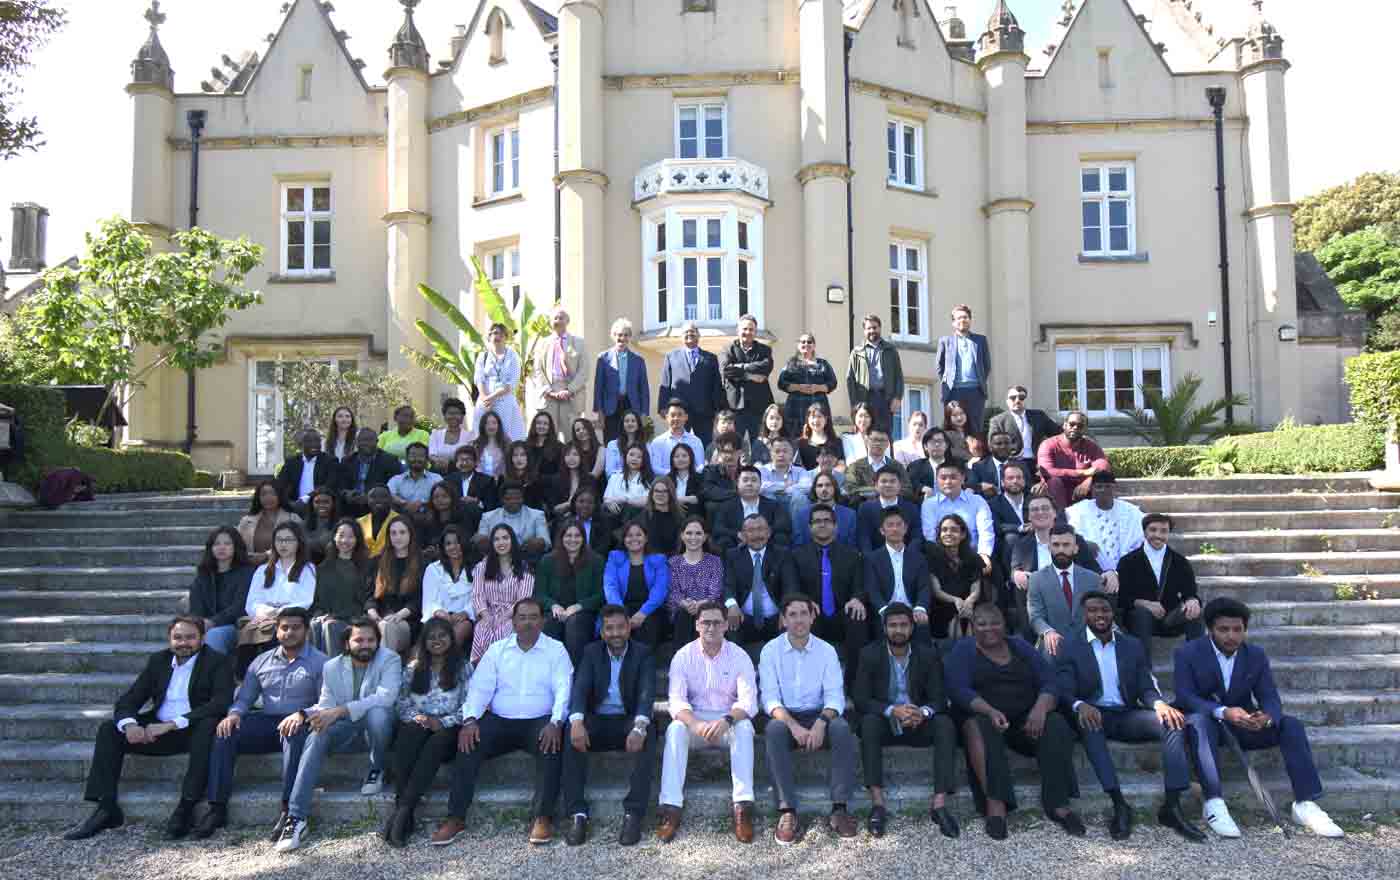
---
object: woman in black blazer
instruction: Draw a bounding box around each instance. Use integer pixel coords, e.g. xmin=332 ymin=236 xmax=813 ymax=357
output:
xmin=544 ymin=443 xmax=599 ymax=522
xmin=186 ymin=527 xmax=257 ymax=656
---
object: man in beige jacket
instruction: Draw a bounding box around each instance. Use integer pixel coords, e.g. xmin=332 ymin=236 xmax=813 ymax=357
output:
xmin=531 ymin=306 xmax=588 ymax=441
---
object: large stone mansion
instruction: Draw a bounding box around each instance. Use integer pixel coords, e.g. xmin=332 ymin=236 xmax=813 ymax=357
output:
xmin=116 ymin=0 xmax=1355 ymax=475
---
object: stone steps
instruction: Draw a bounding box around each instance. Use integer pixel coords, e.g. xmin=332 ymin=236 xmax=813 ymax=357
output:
xmin=0 ymin=527 xmax=221 ymax=548
xmin=0 ymin=546 xmax=203 ymax=567
xmin=1119 ymin=475 xmax=1377 ymax=496
xmin=1190 ymin=551 xmax=1400 ymax=578
xmin=1198 ymin=575 xmax=1400 ymax=602
xmin=1169 ymin=509 xmax=1400 ymax=531
xmin=0 ymin=567 xmax=191 ymax=591
xmin=1126 ymin=492 xmax=1400 ymax=513
xmin=0 ymin=590 xmax=186 ymax=616
xmin=1 ymin=508 xmax=240 ymax=530
xmin=1174 ymin=530 xmax=1400 ymax=556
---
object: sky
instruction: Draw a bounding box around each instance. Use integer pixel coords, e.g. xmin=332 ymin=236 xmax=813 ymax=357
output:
xmin=0 ymin=0 xmax=1395 ymax=268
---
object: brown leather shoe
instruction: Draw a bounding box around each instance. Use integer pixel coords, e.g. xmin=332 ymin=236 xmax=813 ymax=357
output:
xmin=528 ymin=816 xmax=554 ymax=845
xmin=656 ymin=805 xmax=682 ymax=842
xmin=733 ymin=802 xmax=755 ymax=844
xmin=430 ymin=817 xmax=466 ymax=847
xmin=828 ymin=809 xmax=858 ymax=838
xmin=775 ymin=810 xmax=800 ymax=845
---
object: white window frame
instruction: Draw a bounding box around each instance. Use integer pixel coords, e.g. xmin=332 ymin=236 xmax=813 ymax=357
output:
xmin=642 ymin=202 xmax=764 ymax=332
xmin=247 ymin=356 xmax=358 ymax=474
xmin=894 ymin=385 xmax=933 ymax=442
xmin=675 ymin=100 xmax=727 ymax=160
xmin=886 ymin=118 xmax=923 ymax=190
xmin=484 ymin=245 xmax=522 ymax=309
xmin=279 ymin=183 xmax=333 ymax=277
xmin=887 ymin=238 xmax=929 ymax=344
xmin=1080 ymin=162 xmax=1136 ymax=256
xmin=1054 ymin=343 xmax=1169 ymax=417
xmin=488 ymin=124 xmax=521 ymax=196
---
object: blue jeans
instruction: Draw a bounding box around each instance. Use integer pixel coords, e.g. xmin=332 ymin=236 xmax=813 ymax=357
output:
xmin=287 ymin=706 xmax=395 ymax=819
xmin=206 ymin=712 xmax=308 ymax=806
xmin=205 ymin=625 xmax=236 ymax=655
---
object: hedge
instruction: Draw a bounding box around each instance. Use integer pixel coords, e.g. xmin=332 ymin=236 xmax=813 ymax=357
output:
xmin=1105 ymin=445 xmax=1205 ymax=478
xmin=0 ymin=384 xmax=195 ymax=493
xmin=1229 ymin=421 xmax=1383 ymax=474
xmin=1345 ymin=351 xmax=1400 ymax=432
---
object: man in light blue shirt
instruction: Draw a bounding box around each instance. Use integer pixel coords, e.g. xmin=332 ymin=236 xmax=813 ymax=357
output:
xmin=387 ymin=442 xmax=443 ymax=513
xmin=920 ymin=461 xmax=994 ymax=570
xmin=758 ymin=436 xmax=808 ymax=504
xmin=648 ymin=399 xmax=707 ymax=476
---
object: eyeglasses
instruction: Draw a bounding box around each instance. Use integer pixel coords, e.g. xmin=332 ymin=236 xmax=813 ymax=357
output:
xmin=1007 ymin=394 xmax=1027 ymax=401
xmin=273 ymin=536 xmax=298 ymax=544
xmin=697 ymin=619 xmax=726 ymax=628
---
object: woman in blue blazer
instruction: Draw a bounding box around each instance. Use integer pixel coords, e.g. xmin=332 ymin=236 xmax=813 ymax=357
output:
xmin=603 ymin=520 xmax=670 ymax=647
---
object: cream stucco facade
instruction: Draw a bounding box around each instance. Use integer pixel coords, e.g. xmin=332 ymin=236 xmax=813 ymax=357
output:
xmin=119 ymin=0 xmax=1352 ymax=474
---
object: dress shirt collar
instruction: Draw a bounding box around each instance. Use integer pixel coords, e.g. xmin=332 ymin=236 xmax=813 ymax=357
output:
xmin=1145 ymin=542 xmax=1168 ymax=563
xmin=780 ymin=633 xmax=814 ymax=655
xmin=868 ymin=455 xmax=890 ymax=470
xmin=886 ymin=543 xmax=905 ymax=560
xmin=171 ymin=653 xmax=195 ymax=671
xmin=1086 ymin=627 xmax=1117 ymax=646
xmin=608 ymin=641 xmax=630 ymax=662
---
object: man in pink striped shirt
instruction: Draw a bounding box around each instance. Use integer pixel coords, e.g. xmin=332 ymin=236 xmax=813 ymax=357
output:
xmin=657 ymin=601 xmax=757 ymax=844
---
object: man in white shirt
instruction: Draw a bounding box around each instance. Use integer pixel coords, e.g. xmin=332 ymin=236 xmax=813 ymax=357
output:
xmin=648 ymin=399 xmax=707 ymax=476
xmin=758 ymin=435 xmax=808 ymax=504
xmin=432 ymin=598 xmax=573 ymax=847
xmin=1066 ymin=471 xmax=1143 ymax=593
xmin=759 ymin=595 xmax=858 ymax=843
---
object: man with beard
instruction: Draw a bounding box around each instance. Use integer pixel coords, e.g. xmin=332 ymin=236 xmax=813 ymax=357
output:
xmin=65 ymin=616 xmax=234 ymax=841
xmin=846 ymin=314 xmax=905 ymax=432
xmin=1027 ymin=526 xmax=1101 ymax=657
xmin=1036 ymin=411 xmax=1109 ymax=510
xmin=1066 ymin=472 xmax=1143 ymax=595
xmin=337 ymin=427 xmax=403 ymax=517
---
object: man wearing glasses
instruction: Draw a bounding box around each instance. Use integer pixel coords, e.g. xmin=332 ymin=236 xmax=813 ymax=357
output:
xmin=988 ymin=385 xmax=1061 ymax=478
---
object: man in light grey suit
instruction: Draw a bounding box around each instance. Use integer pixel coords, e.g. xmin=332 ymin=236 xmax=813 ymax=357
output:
xmin=277 ymin=618 xmax=403 ymax=852
xmin=1028 ymin=526 xmax=1104 ymax=658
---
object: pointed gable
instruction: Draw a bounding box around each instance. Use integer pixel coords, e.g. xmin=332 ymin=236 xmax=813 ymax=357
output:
xmin=1030 ymin=0 xmax=1180 ymax=119
xmin=239 ymin=0 xmax=370 ymax=98
xmin=849 ymin=0 xmax=979 ymax=106
xmin=438 ymin=1 xmax=558 ymax=116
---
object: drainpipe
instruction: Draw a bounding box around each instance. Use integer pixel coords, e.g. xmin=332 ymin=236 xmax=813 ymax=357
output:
xmin=843 ymin=30 xmax=856 ymax=354
xmin=184 ymin=109 xmax=207 ymax=454
xmin=551 ymin=45 xmax=562 ymax=305
xmin=1205 ymin=87 xmax=1234 ymax=428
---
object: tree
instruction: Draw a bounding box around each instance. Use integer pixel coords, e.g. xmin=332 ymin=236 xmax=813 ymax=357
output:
xmin=1122 ymin=373 xmax=1249 ymax=446
xmin=11 ymin=217 xmax=263 ymax=418
xmin=1314 ymin=224 xmax=1400 ymax=351
xmin=275 ymin=362 xmax=410 ymax=452
xmin=0 ymin=1 xmax=65 ymax=159
xmin=402 ymin=255 xmax=551 ymax=408
xmin=1294 ymin=172 xmax=1400 ymax=253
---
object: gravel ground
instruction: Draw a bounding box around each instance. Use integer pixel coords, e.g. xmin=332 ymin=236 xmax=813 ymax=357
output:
xmin=14 ymin=810 xmax=1400 ymax=880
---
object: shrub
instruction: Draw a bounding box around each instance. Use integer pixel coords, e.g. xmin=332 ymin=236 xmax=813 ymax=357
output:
xmin=192 ymin=470 xmax=216 ymax=489
xmin=1345 ymin=351 xmax=1400 ymax=432
xmin=1105 ymin=445 xmax=1206 ymax=478
xmin=1229 ymin=421 xmax=1383 ymax=474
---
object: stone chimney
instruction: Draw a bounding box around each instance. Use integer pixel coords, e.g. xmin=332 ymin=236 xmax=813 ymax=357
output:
xmin=943 ymin=5 xmax=976 ymax=62
xmin=450 ymin=24 xmax=468 ymax=60
xmin=9 ymin=203 xmax=48 ymax=272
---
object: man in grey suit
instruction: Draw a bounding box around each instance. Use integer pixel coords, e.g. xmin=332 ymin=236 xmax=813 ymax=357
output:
xmin=934 ymin=304 xmax=992 ymax=432
xmin=277 ymin=618 xmax=403 ymax=852
xmin=658 ymin=322 xmax=727 ymax=448
xmin=1028 ymin=526 xmax=1102 ymax=657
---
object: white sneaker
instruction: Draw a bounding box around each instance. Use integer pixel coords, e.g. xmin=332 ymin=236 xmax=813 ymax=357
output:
xmin=274 ymin=816 xmax=309 ymax=853
xmin=1203 ymin=798 xmax=1241 ymax=838
xmin=1292 ymin=801 xmax=1344 ymax=838
xmin=360 ymin=769 xmax=383 ymax=795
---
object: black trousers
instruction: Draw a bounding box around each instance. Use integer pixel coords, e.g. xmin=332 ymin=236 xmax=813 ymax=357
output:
xmin=1126 ymin=605 xmax=1205 ymax=649
xmin=672 ymin=608 xmax=702 ymax=653
xmin=623 ymin=599 xmax=663 ymax=648
xmin=84 ymin=714 xmax=218 ymax=805
xmin=860 ymin=712 xmax=957 ymax=793
xmin=392 ymin=722 xmax=458 ymax=806
xmin=561 ymin=714 xmax=656 ymax=817
xmin=733 ymin=407 xmax=763 ymax=453
xmin=543 ymin=611 xmax=598 ymax=668
xmin=812 ymin=610 xmax=869 ymax=688
xmin=728 ymin=613 xmax=781 ymax=667
xmin=603 ymin=397 xmax=634 ymax=444
xmin=447 ymin=714 xmax=561 ymax=820
xmin=968 ymin=711 xmax=1077 ymax=813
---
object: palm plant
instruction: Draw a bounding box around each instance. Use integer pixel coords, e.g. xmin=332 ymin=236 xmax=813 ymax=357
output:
xmin=401 ymin=256 xmax=551 ymax=407
xmin=1122 ymin=373 xmax=1249 ymax=447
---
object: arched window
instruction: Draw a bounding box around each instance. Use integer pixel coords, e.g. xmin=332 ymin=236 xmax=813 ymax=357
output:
xmin=486 ymin=8 xmax=508 ymax=64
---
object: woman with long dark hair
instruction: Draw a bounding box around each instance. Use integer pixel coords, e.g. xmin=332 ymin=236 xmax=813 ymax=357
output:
xmin=603 ymin=441 xmax=652 ymax=518
xmin=187 ymin=526 xmax=256 ymax=655
xmin=310 ymin=518 xmax=368 ymax=655
xmin=544 ymin=443 xmax=596 ymax=521
xmin=841 ymin=403 xmax=876 ymax=466
xmin=421 ymin=524 xmax=474 ymax=649
xmin=468 ymin=524 xmax=534 ymax=663
xmin=502 ymin=439 xmax=544 ymax=510
xmin=534 ymin=519 xmax=604 ymax=665
xmin=239 ymin=521 xmax=316 ymax=673
xmin=894 ymin=410 xmax=930 ymax=466
xmin=237 ymin=480 xmax=302 ymax=562
xmin=943 ymin=400 xmax=973 ymax=462
xmin=927 ymin=514 xmax=984 ymax=639
xmin=665 ymin=516 xmax=723 ymax=650
xmin=386 ymin=617 xmax=472 ymax=847
xmin=602 ymin=409 xmax=647 ymax=477
xmin=908 ymin=427 xmax=965 ymax=501
xmin=472 ymin=409 xmax=509 ymax=478
xmin=797 ymin=403 xmax=843 ymax=471
xmin=667 ymin=442 xmax=701 ymax=515
xmin=526 ymin=410 xmax=563 ymax=478
xmin=602 ymin=520 xmax=669 ymax=647
xmin=570 ymin=416 xmax=605 ymax=480
xmin=748 ymin=403 xmax=787 ymax=466
xmin=326 ymin=406 xmax=357 ymax=463
xmin=416 ymin=482 xmax=466 ymax=562
xmin=368 ymin=517 xmax=423 ymax=655
xmin=635 ymin=475 xmax=683 ymax=556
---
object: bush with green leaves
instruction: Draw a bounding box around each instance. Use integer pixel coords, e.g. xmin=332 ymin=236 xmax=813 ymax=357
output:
xmin=275 ymin=361 xmax=411 ymax=451
xmin=1121 ymin=373 xmax=1248 ymax=447
xmin=1344 ymin=351 xmax=1400 ymax=433
xmin=1228 ymin=421 xmax=1383 ymax=474
xmin=1105 ymin=445 xmax=1205 ymax=478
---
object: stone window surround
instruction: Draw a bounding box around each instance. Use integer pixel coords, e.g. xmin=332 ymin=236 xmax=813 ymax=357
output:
xmin=278 ymin=179 xmax=333 ymax=278
xmin=483 ymin=120 xmax=521 ymax=198
xmin=887 ymin=232 xmax=930 ymax=345
xmin=675 ymin=97 xmax=727 ymax=161
xmin=886 ymin=114 xmax=925 ymax=192
xmin=1080 ymin=159 xmax=1138 ymax=258
xmin=1037 ymin=322 xmax=1195 ymax=419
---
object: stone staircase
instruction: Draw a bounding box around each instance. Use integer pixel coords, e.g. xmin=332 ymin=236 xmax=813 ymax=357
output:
xmin=1 ymin=477 xmax=1399 ymax=827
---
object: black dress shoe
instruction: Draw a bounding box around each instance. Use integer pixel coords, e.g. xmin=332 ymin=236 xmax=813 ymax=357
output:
xmin=1158 ymin=803 xmax=1208 ymax=843
xmin=164 ymin=802 xmax=196 ymax=840
xmin=565 ymin=814 xmax=588 ymax=847
xmin=618 ymin=812 xmax=643 ymax=847
xmin=930 ymin=806 xmax=961 ymax=839
xmin=397 ymin=806 xmax=416 ymax=845
xmin=268 ymin=809 xmax=289 ymax=843
xmin=985 ymin=815 xmax=1008 ymax=840
xmin=192 ymin=804 xmax=227 ymax=840
xmin=1051 ymin=810 xmax=1087 ymax=837
xmin=64 ymin=805 xmax=124 ymax=841
xmin=1110 ymin=802 xmax=1133 ymax=840
xmin=384 ymin=806 xmax=413 ymax=848
xmin=867 ymin=805 xmax=888 ymax=838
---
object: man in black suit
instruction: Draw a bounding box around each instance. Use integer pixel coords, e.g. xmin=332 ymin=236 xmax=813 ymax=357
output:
xmin=988 ymin=385 xmax=1061 ymax=474
xmin=853 ymin=603 xmax=959 ymax=838
xmin=658 ymin=322 xmax=727 ymax=449
xmin=699 ymin=432 xmax=742 ymax=511
xmin=987 ymin=459 xmax=1033 ymax=567
xmin=445 ymin=445 xmax=498 ymax=516
xmin=789 ymin=504 xmax=868 ymax=686
xmin=723 ymin=513 xmax=798 ymax=664
xmin=711 ymin=465 xmax=792 ymax=552
xmin=65 ymin=616 xmax=235 ymax=841
xmin=856 ymin=466 xmax=923 ymax=555
xmin=1008 ymin=495 xmax=1102 ymax=638
xmin=336 ymin=427 xmax=403 ymax=517
xmin=1117 ymin=513 xmax=1205 ymax=653
xmin=277 ymin=429 xmax=337 ymax=516
xmin=561 ymin=605 xmax=657 ymax=847
xmin=1057 ymin=592 xmax=1205 ymax=842
xmin=720 ymin=315 xmax=774 ymax=448
xmin=968 ymin=431 xmax=1018 ymax=499
xmin=570 ymin=487 xmax=616 ymax=557
xmin=863 ymin=507 xmax=933 ymax=644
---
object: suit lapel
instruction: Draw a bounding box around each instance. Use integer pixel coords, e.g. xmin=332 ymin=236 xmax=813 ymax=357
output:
xmin=1114 ymin=639 xmax=1134 ymax=705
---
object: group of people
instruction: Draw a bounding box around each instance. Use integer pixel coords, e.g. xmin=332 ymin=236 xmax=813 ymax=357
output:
xmin=62 ymin=305 xmax=1348 ymax=848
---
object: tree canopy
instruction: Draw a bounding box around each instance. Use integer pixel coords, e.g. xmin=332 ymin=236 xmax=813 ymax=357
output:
xmin=1294 ymin=171 xmax=1400 ymax=254
xmin=0 ymin=0 xmax=65 ymax=159
xmin=1315 ymin=224 xmax=1400 ymax=351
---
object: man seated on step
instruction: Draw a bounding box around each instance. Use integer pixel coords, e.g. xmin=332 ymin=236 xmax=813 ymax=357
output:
xmin=1056 ymin=592 xmax=1205 ymax=843
xmin=1116 ymin=513 xmax=1205 ymax=652
xmin=276 ymin=617 xmax=402 ymax=853
xmin=431 ymin=597 xmax=573 ymax=848
xmin=65 ymin=616 xmax=234 ymax=841
xmin=1174 ymin=597 xmax=1344 ymax=839
xmin=195 ymin=606 xmax=327 ymax=841
xmin=1065 ymin=471 xmax=1142 ymax=594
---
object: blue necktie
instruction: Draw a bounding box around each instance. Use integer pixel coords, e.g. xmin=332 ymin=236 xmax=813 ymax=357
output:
xmin=752 ymin=551 xmax=770 ymax=619
xmin=821 ymin=547 xmax=835 ymax=617
xmin=689 ymin=348 xmax=698 ymax=370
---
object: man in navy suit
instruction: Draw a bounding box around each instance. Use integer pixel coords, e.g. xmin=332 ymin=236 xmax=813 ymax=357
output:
xmin=856 ymin=466 xmax=922 ymax=555
xmin=723 ymin=513 xmax=799 ymax=664
xmin=1058 ymin=593 xmax=1205 ymax=842
xmin=1174 ymin=597 xmax=1344 ymax=839
xmin=592 ymin=318 xmax=650 ymax=442
xmin=863 ymin=508 xmax=933 ymax=645
xmin=934 ymin=303 xmax=992 ymax=432
xmin=658 ymin=322 xmax=726 ymax=448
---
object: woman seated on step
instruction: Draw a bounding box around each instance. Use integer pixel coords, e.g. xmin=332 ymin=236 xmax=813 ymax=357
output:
xmin=237 ymin=522 xmax=316 ymax=675
xmin=237 ymin=480 xmax=303 ymax=563
xmin=187 ymin=526 xmax=258 ymax=656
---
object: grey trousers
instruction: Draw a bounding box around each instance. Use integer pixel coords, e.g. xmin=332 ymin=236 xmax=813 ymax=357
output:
xmin=765 ymin=709 xmax=856 ymax=812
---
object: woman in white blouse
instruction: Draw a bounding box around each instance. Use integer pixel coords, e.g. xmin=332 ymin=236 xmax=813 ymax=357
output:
xmin=420 ymin=524 xmax=474 ymax=649
xmin=603 ymin=409 xmax=648 ymax=478
xmin=603 ymin=441 xmax=653 ymax=517
xmin=893 ymin=410 xmax=929 ymax=466
xmin=428 ymin=397 xmax=475 ymax=471
xmin=239 ymin=522 xmax=317 ymax=673
xmin=472 ymin=410 xmax=508 ymax=478
xmin=473 ymin=323 xmax=526 ymax=441
xmin=668 ymin=442 xmax=701 ymax=511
